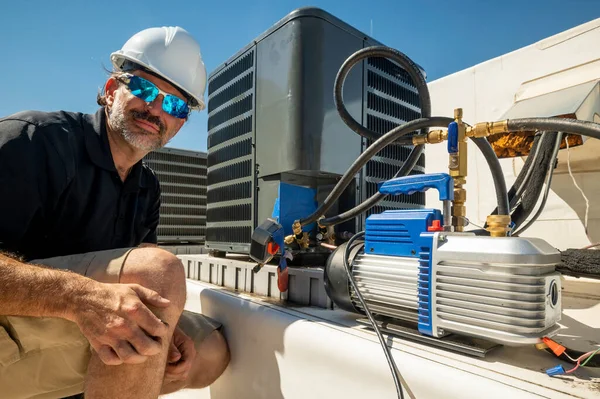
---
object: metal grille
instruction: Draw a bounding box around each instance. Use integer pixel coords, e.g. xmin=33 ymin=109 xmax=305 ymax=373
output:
xmin=362 ymin=56 xmax=426 ymax=218
xmin=143 ymin=147 xmax=207 ymax=244
xmin=206 ymin=49 xmax=256 ymax=249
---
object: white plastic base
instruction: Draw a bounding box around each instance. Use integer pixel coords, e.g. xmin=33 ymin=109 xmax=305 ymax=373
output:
xmin=162 ymin=273 xmax=600 ymax=399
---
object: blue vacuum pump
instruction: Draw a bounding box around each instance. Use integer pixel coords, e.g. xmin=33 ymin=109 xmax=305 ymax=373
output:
xmin=324 ymin=173 xmax=563 ymax=346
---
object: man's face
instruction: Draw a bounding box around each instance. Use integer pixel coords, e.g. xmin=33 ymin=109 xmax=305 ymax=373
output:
xmin=105 ymin=70 xmax=187 ymax=152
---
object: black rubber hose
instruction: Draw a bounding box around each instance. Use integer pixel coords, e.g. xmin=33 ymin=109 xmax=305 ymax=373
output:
xmin=471 ymin=137 xmax=509 ymax=216
xmin=299 ymin=117 xmax=455 ymax=226
xmin=509 ymin=133 xmax=544 ymax=210
xmin=507 ymin=118 xmax=600 ymax=139
xmin=319 ymin=145 xmax=425 ymax=227
xmin=512 ymin=132 xmax=563 ymax=236
xmin=509 ymin=132 xmax=559 ymax=231
xmin=334 ymin=46 xmax=431 ymax=141
xmin=468 ymin=133 xmax=554 ymax=236
xmin=317 ymin=46 xmax=431 ymax=227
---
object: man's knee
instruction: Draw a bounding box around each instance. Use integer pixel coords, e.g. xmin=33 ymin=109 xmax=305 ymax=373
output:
xmin=120 ymin=248 xmax=187 ymax=310
xmin=188 ymin=329 xmax=231 ymax=388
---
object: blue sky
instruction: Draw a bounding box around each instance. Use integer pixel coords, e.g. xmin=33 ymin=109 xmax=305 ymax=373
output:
xmin=1 ymin=0 xmax=598 ymax=152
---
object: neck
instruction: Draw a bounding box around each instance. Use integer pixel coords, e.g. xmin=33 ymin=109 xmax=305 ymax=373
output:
xmin=105 ymin=122 xmax=146 ymax=182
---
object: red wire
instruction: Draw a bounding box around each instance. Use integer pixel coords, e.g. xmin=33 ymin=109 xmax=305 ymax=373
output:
xmin=565 ymin=351 xmax=594 ymax=374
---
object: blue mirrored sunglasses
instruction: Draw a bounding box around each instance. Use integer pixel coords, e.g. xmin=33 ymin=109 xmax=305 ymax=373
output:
xmin=117 ymin=73 xmax=190 ymax=119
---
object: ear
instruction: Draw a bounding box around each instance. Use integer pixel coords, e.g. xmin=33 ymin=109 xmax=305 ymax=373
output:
xmin=104 ymin=77 xmax=120 ymax=107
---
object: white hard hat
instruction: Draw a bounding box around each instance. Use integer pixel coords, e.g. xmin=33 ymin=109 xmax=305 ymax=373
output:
xmin=111 ymin=26 xmax=207 ymax=111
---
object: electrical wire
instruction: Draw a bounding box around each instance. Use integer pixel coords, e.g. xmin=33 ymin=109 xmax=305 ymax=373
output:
xmin=564 ymin=348 xmax=600 ymax=374
xmin=565 ymin=137 xmax=591 ymax=239
xmin=342 ymin=232 xmax=412 ymax=399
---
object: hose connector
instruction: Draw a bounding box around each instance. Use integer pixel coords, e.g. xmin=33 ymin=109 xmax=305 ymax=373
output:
xmin=292 ymin=220 xmax=303 ymax=236
xmin=466 ymin=120 xmax=509 ymax=138
xmin=412 ymin=129 xmax=448 ymax=145
xmin=316 ymin=217 xmax=336 ymax=245
xmin=292 ymin=220 xmax=310 ymax=249
xmin=486 ymin=214 xmax=512 ymax=237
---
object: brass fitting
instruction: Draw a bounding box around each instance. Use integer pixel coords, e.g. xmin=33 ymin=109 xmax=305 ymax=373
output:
xmin=412 ymin=129 xmax=448 ymax=145
xmin=449 ymin=109 xmax=468 ymax=232
xmin=292 ymin=220 xmax=309 ymax=249
xmin=284 ymin=235 xmax=295 ymax=245
xmin=452 ymin=185 xmax=467 ymax=232
xmin=486 ymin=215 xmax=512 ymax=237
xmin=292 ymin=220 xmax=303 ymax=236
xmin=449 ymin=108 xmax=468 ymax=179
xmin=295 ymin=232 xmax=310 ymax=249
xmin=327 ymin=225 xmax=336 ymax=246
xmin=466 ymin=120 xmax=509 ymax=138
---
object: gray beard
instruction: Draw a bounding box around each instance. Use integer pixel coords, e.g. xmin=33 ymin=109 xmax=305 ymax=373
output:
xmin=108 ymin=103 xmax=164 ymax=152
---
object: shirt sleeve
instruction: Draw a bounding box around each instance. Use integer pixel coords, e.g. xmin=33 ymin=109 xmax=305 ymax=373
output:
xmin=0 ymin=119 xmax=68 ymax=246
xmin=142 ymin=178 xmax=161 ymax=244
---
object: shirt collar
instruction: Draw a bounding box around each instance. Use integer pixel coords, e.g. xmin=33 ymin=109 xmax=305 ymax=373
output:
xmin=83 ymin=107 xmax=149 ymax=189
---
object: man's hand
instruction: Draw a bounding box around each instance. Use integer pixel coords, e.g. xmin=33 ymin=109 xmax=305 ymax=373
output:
xmin=164 ymin=326 xmax=196 ymax=383
xmin=69 ymin=281 xmax=172 ymax=366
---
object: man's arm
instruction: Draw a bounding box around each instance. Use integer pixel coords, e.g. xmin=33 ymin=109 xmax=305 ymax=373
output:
xmin=0 ymin=252 xmax=90 ymax=319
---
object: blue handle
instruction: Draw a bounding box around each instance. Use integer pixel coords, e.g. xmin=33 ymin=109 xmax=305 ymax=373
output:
xmin=378 ymin=173 xmax=454 ymax=201
xmin=448 ymin=121 xmax=458 ymax=154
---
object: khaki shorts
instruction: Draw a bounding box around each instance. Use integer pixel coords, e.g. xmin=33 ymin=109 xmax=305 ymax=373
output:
xmin=0 ymin=248 xmax=221 ymax=399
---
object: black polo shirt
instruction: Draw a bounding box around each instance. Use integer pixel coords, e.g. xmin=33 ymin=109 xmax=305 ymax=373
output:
xmin=0 ymin=108 xmax=161 ymax=261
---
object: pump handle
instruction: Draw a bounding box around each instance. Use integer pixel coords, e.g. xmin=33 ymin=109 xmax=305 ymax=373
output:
xmin=378 ymin=173 xmax=454 ymax=201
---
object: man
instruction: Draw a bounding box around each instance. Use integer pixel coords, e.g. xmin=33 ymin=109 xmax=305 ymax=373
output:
xmin=0 ymin=26 xmax=229 ymax=398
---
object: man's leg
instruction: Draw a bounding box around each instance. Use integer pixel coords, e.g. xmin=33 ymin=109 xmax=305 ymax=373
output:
xmin=83 ymin=247 xmax=186 ymax=399
xmin=160 ymin=311 xmax=230 ymax=394
xmin=0 ymin=247 xmax=228 ymax=398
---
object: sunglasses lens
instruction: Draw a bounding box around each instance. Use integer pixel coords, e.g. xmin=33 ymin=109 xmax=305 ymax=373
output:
xmin=123 ymin=75 xmax=189 ymax=119
xmin=127 ymin=75 xmax=158 ymax=102
xmin=163 ymin=95 xmax=190 ymax=119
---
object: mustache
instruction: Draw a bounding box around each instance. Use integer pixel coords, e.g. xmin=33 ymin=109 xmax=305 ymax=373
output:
xmin=131 ymin=110 xmax=165 ymax=134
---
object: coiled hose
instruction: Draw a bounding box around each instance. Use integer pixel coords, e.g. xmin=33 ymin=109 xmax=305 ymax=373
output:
xmin=300 ymin=46 xmax=434 ymax=227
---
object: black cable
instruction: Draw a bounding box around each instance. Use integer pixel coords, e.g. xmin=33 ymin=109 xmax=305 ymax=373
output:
xmin=471 ymin=137 xmax=509 ymax=216
xmin=299 ymin=117 xmax=454 ymax=226
xmin=512 ymin=132 xmax=563 ymax=236
xmin=334 ymin=46 xmax=431 ymax=142
xmin=509 ymin=132 xmax=559 ymax=231
xmin=509 ymin=133 xmax=544 ymax=210
xmin=319 ymin=145 xmax=424 ymax=227
xmin=468 ymin=133 xmax=556 ymax=236
xmin=343 ymin=231 xmax=406 ymax=399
